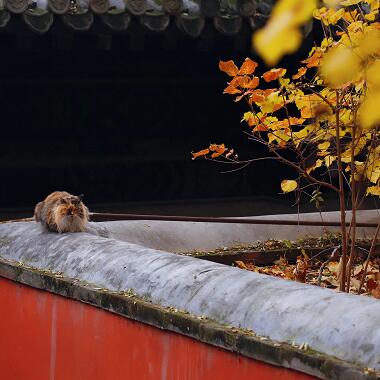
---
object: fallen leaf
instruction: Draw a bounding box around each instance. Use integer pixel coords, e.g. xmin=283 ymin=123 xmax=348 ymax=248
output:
xmin=293 ymin=257 xmax=309 ymax=282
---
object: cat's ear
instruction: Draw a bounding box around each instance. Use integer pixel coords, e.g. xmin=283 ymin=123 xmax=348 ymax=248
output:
xmin=78 ymin=194 xmax=84 ymax=201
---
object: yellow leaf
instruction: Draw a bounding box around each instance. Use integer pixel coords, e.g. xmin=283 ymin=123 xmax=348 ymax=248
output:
xmin=365 ymin=9 xmax=379 ymax=21
xmin=320 ymin=44 xmax=361 ymax=88
xmin=318 ymin=141 xmax=330 ymax=150
xmin=281 ymin=179 xmax=298 ymax=193
xmin=268 ymin=130 xmax=291 ymax=145
xmin=292 ymin=125 xmax=315 ymax=140
xmin=367 ymin=185 xmax=380 ymax=196
xmin=324 ymin=155 xmax=336 ymax=167
xmin=219 ymin=60 xmax=239 ymax=77
xmin=342 ymin=10 xmax=359 ymax=23
xmin=259 ymin=91 xmax=284 ymax=113
xmin=359 ymin=89 xmax=380 ymax=129
xmin=306 ymin=159 xmax=323 ymax=174
xmin=313 ymin=7 xmax=344 ymax=26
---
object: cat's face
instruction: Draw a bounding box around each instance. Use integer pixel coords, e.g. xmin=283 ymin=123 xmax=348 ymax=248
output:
xmin=55 ymin=196 xmax=86 ymax=219
xmin=53 ymin=195 xmax=88 ymax=233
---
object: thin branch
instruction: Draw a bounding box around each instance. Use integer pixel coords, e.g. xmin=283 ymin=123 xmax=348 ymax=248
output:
xmin=358 ymin=221 xmax=380 ymax=294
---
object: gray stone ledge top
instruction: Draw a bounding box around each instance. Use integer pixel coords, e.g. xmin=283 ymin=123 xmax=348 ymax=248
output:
xmin=0 ymin=211 xmax=379 ymax=372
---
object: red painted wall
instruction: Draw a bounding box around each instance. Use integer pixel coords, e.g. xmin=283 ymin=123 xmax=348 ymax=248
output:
xmin=0 ymin=277 xmax=316 ymax=380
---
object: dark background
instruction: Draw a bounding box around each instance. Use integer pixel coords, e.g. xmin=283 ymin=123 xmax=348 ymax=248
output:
xmin=0 ymin=16 xmax=375 ymax=219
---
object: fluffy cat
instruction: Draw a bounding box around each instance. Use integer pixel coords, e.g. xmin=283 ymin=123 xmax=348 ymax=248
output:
xmin=34 ymin=191 xmax=89 ymax=233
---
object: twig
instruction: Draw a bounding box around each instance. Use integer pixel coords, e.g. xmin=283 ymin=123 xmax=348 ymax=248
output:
xmin=358 ymin=221 xmax=380 ymax=294
xmin=317 ymin=246 xmax=340 ymax=286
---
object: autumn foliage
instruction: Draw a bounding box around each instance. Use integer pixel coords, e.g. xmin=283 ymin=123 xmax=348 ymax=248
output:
xmin=192 ymin=0 xmax=380 ymax=293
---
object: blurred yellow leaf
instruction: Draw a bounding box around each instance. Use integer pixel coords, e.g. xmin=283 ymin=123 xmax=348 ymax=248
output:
xmin=253 ymin=21 xmax=301 ymax=67
xmin=320 ymin=44 xmax=361 ymax=87
xmin=253 ymin=0 xmax=317 ymax=66
xmin=281 ymin=179 xmax=298 ymax=193
xmin=367 ymin=59 xmax=380 ymax=89
xmin=355 ymin=28 xmax=380 ymax=58
xmin=359 ymin=89 xmax=380 ymax=129
xmin=340 ymin=0 xmax=362 ymax=5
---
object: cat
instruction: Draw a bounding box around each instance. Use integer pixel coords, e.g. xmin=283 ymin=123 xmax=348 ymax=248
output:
xmin=34 ymin=191 xmax=89 ymax=233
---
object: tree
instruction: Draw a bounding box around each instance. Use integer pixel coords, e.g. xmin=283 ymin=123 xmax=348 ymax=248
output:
xmin=192 ymin=0 xmax=380 ymax=292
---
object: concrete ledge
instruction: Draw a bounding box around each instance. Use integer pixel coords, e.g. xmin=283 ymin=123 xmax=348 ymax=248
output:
xmin=0 ymin=212 xmax=379 ymax=378
xmin=88 ymin=210 xmax=379 ymax=251
xmin=0 ymin=258 xmax=376 ymax=380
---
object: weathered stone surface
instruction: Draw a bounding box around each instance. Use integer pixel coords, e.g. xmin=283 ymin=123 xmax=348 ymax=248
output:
xmin=90 ymin=210 xmax=379 ymax=252
xmin=0 ymin=211 xmax=379 ymax=372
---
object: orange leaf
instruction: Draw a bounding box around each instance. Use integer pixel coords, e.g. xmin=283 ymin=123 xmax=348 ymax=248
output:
xmin=219 ymin=60 xmax=239 ymax=77
xmin=292 ymin=67 xmax=307 ymax=80
xmin=237 ymin=76 xmax=250 ymax=87
xmin=249 ymin=90 xmax=266 ymax=103
xmin=293 ymin=257 xmax=308 ymax=283
xmin=209 ymin=143 xmax=226 ymax=152
xmin=223 ymin=84 xmax=241 ymax=95
xmin=209 ymin=144 xmax=227 ymax=158
xmin=191 ymin=149 xmax=209 ymax=160
xmin=262 ymin=68 xmax=286 ymax=82
xmin=302 ymin=50 xmax=323 ymax=68
xmin=238 ymin=58 xmax=258 ymax=75
xmin=263 ymin=88 xmax=277 ymax=97
xmin=300 ymin=106 xmax=313 ymax=118
xmin=288 ymin=117 xmax=305 ymax=125
xmin=253 ymin=124 xmax=268 ymax=132
xmin=242 ymin=76 xmax=259 ymax=89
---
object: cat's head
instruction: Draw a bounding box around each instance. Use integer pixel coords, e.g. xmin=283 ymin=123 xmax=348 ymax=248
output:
xmin=54 ymin=194 xmax=89 ymax=232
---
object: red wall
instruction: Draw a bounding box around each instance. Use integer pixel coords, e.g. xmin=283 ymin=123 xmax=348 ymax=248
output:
xmin=0 ymin=277 xmax=316 ymax=380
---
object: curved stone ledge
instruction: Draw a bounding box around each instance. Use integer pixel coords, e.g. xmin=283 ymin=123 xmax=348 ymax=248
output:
xmin=0 ymin=213 xmax=379 ymax=375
